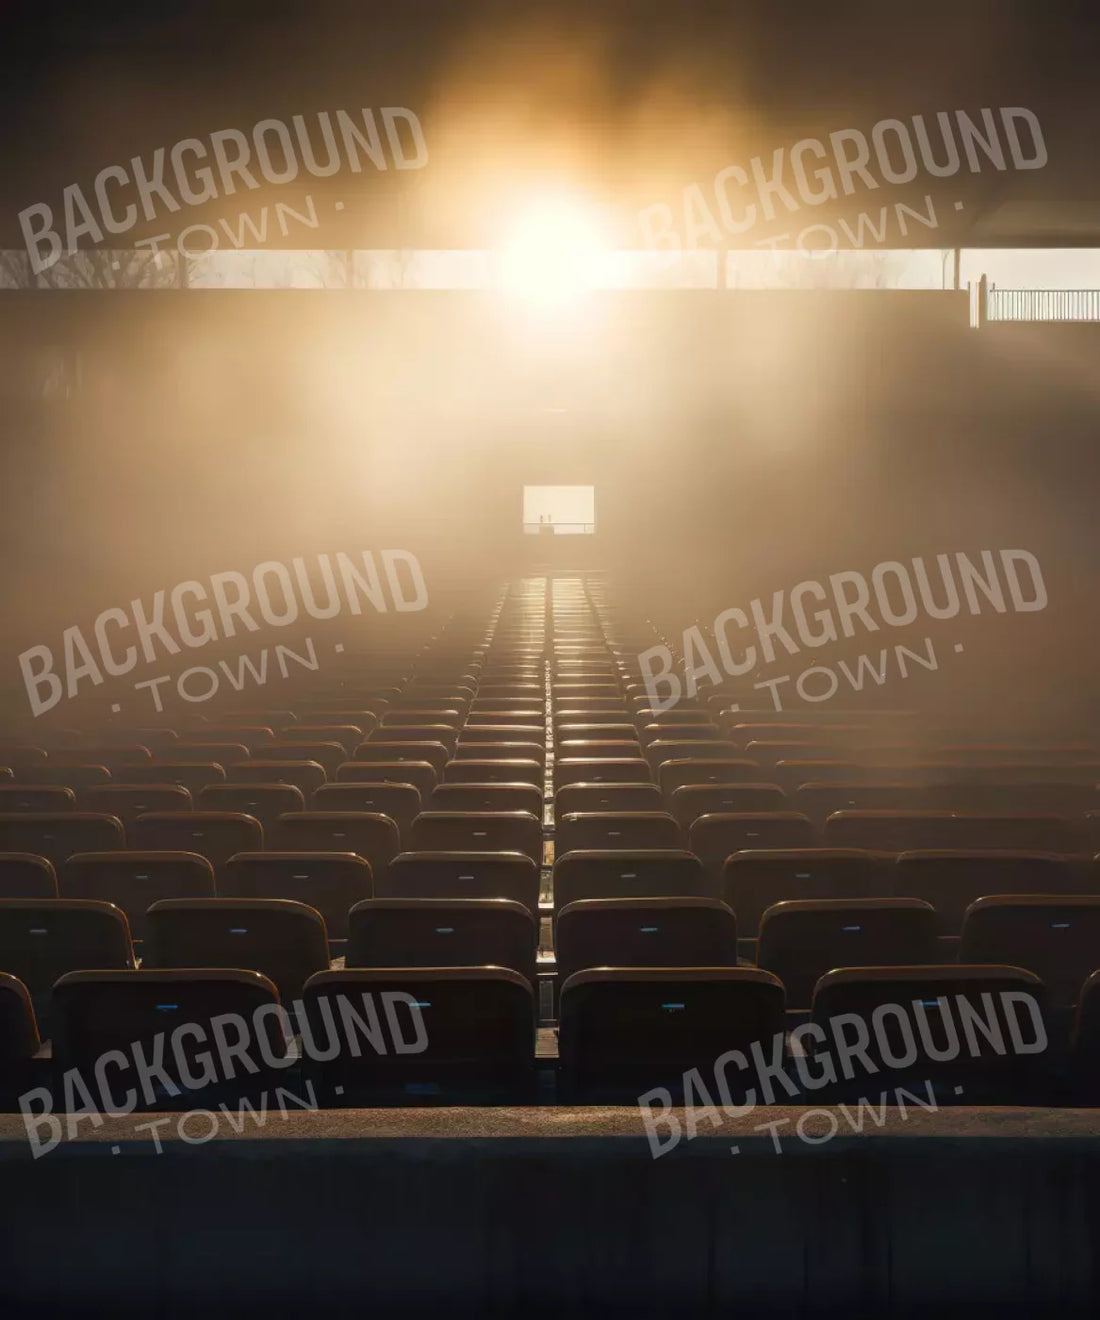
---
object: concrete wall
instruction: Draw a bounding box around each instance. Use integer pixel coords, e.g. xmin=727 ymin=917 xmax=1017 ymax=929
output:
xmin=2 ymin=1106 xmax=1100 ymax=1317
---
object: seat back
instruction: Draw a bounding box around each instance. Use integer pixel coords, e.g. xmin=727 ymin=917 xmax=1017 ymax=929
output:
xmin=810 ymin=965 xmax=1050 ymax=1102
xmin=409 ymin=811 xmax=543 ymax=863
xmin=825 ymin=810 xmax=1080 ymax=853
xmin=429 ymin=783 xmax=543 ymax=818
xmin=555 ymin=897 xmax=738 ymax=983
xmin=143 ymin=898 xmax=330 ymax=1001
xmin=221 ymin=852 xmax=372 ymax=937
xmin=229 ymin=760 xmax=328 ymax=795
xmin=347 ymin=898 xmax=537 ymax=982
xmin=0 ymin=898 xmax=134 ymax=1011
xmin=757 ymin=898 xmax=940 ymax=1008
xmin=556 ymin=811 xmax=680 ymax=854
xmin=558 ymin=967 xmax=785 ymax=1099
xmin=131 ymin=812 xmax=263 ymax=869
xmin=722 ymin=849 xmax=888 ymax=937
xmin=553 ymin=850 xmax=713 ymax=918
xmin=197 ymin=782 xmax=305 ymax=828
xmin=688 ymin=813 xmax=816 ymax=880
xmin=335 ymin=760 xmax=438 ymax=796
xmin=379 ymin=852 xmax=540 ymax=913
xmin=270 ymin=811 xmax=401 ymax=875
xmin=893 ymin=851 xmax=1077 ymax=932
xmin=0 ymin=972 xmax=39 ymax=1068
xmin=312 ymin=782 xmax=422 ymax=835
xmin=0 ymin=854 xmax=57 ymax=899
xmin=50 ymin=968 xmax=286 ymax=1104
xmin=959 ymin=895 xmax=1100 ymax=1009
xmin=300 ymin=968 xmax=535 ymax=1102
xmin=670 ymin=784 xmax=787 ymax=829
xmin=60 ymin=851 xmax=216 ymax=939
xmin=0 ymin=813 xmax=125 ymax=868
xmin=554 ymin=783 xmax=663 ymax=816
xmin=0 ymin=786 xmax=76 ymax=813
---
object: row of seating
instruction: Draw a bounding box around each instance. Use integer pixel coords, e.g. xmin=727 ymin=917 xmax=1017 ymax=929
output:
xmin=8 ymin=844 xmax=1100 ymax=933
xmin=3 ymin=961 xmax=1099 ymax=1108
xmin=5 ymin=890 xmax=1100 ymax=1012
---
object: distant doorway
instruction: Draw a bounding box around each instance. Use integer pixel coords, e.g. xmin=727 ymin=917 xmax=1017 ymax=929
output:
xmin=523 ymin=485 xmax=596 ymax=534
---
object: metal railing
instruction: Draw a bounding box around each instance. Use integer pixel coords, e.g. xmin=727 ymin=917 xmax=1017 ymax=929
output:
xmin=984 ymin=286 xmax=1100 ymax=322
xmin=522 ymin=523 xmax=596 ymax=535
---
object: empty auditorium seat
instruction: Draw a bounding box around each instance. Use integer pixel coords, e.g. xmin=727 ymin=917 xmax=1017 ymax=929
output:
xmin=923 ymin=781 xmax=1098 ymax=816
xmin=458 ymin=725 xmax=544 ymax=747
xmin=554 ymin=710 xmax=631 ymax=730
xmin=143 ymin=898 xmax=330 ymax=1001
xmin=336 ymin=760 xmax=438 ymax=796
xmin=444 ymin=759 xmax=543 ymax=788
xmin=893 ymin=851 xmax=1079 ymax=932
xmin=184 ymin=725 xmax=275 ymax=752
xmin=52 ymin=745 xmax=152 ymax=771
xmin=347 ymin=898 xmax=537 ymax=982
xmin=553 ymin=850 xmax=713 ymax=917
xmin=722 ymin=849 xmax=888 ymax=937
xmin=757 ymin=898 xmax=941 ymax=1008
xmin=429 ymin=783 xmax=543 ymax=817
xmin=556 ymin=811 xmax=680 ymax=854
xmin=170 ymin=741 xmax=251 ymax=766
xmin=0 ymin=899 xmax=134 ymax=1018
xmin=125 ymin=761 xmax=227 ymax=795
xmin=265 ymin=741 xmax=348 ymax=777
xmin=300 ymin=967 xmax=536 ymax=1104
xmin=197 ymin=782 xmax=305 ymax=827
xmin=468 ymin=710 xmax=544 ymax=727
xmin=795 ymin=782 xmax=923 ymax=819
xmin=555 ymin=783 xmax=664 ymax=816
xmin=555 ymin=723 xmax=637 ymax=743
xmin=356 ymin=741 xmax=451 ymax=776
xmin=83 ymin=783 xmax=193 ymax=827
xmin=0 ymin=812 xmax=125 ymax=868
xmin=312 ymin=782 xmax=421 ymax=834
xmin=0 ymin=971 xmax=40 ymax=1094
xmin=222 ymin=852 xmax=372 ymax=937
xmin=772 ymin=760 xmax=860 ymax=791
xmin=130 ymin=811 xmax=262 ymax=869
xmin=688 ymin=813 xmax=816 ymax=881
xmin=59 ymin=851 xmax=216 ymax=940
xmin=280 ymin=724 xmax=369 ymax=752
xmin=229 ymin=759 xmax=328 ymax=795
xmin=0 ymin=854 xmax=57 ymax=899
xmin=657 ymin=759 xmax=762 ymax=795
xmin=558 ymin=967 xmax=785 ymax=1101
xmin=554 ymin=758 xmax=652 ymax=791
xmin=271 ymin=811 xmax=400 ymax=875
xmin=409 ymin=810 xmax=542 ymax=863
xmin=645 ymin=740 xmax=739 ymax=773
xmin=19 ymin=765 xmax=112 ymax=781
xmin=824 ymin=810 xmax=1081 ymax=853
xmin=670 ymin=783 xmax=788 ymax=828
xmin=383 ymin=710 xmax=463 ymax=729
xmin=745 ymin=741 xmax=836 ymax=765
xmin=452 ymin=741 xmax=545 ymax=764
xmin=0 ymin=785 xmax=76 ymax=813
xmin=0 ymin=745 xmax=48 ymax=771
xmin=558 ymin=740 xmax=643 ymax=763
xmin=959 ymin=895 xmax=1100 ymax=1009
xmin=555 ymin=897 xmax=738 ymax=983
xmin=379 ymin=852 xmax=540 ymax=912
xmin=50 ymin=968 xmax=286 ymax=1108
xmin=809 ymin=965 xmax=1051 ymax=1104
xmin=1070 ymin=970 xmax=1100 ymax=1101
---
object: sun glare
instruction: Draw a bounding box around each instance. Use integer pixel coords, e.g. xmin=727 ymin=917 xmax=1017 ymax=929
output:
xmin=497 ymin=197 xmax=611 ymax=310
